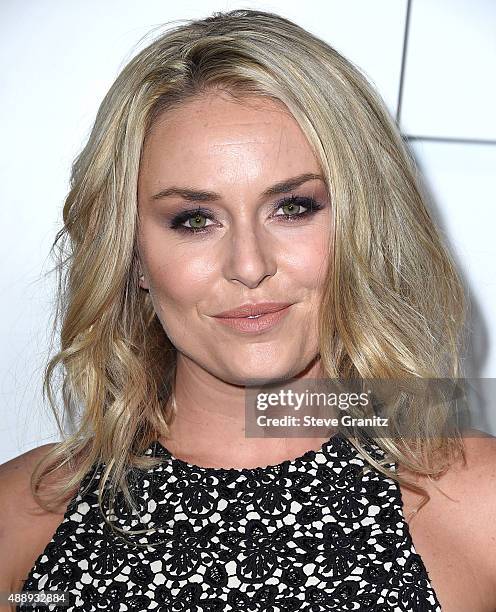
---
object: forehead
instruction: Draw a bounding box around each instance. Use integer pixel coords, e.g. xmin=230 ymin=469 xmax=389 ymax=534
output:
xmin=139 ymin=92 xmax=319 ymax=189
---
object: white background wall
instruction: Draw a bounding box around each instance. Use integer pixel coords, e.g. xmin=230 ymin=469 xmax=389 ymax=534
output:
xmin=1 ymin=0 xmax=495 ymax=464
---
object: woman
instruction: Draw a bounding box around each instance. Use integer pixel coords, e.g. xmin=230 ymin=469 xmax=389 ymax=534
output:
xmin=1 ymin=8 xmax=495 ymax=612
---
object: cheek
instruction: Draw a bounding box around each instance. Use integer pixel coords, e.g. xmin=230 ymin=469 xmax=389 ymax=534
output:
xmin=283 ymin=226 xmax=331 ymax=288
xmin=139 ymin=219 xmax=215 ymax=304
xmin=143 ymin=251 xmax=215 ymax=347
xmin=148 ymin=253 xmax=215 ymax=305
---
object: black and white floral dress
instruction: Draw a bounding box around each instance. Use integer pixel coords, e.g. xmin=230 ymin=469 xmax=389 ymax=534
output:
xmin=18 ymin=432 xmax=442 ymax=611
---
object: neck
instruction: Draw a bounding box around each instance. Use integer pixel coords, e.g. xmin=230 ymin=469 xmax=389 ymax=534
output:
xmin=159 ymin=353 xmax=335 ymax=469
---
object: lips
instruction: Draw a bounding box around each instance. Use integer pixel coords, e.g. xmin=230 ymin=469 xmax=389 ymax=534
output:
xmin=213 ymin=302 xmax=293 ymax=318
xmin=213 ymin=304 xmax=292 ymax=333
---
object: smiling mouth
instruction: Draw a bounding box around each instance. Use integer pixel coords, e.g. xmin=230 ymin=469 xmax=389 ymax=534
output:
xmin=212 ymin=305 xmax=292 ymax=333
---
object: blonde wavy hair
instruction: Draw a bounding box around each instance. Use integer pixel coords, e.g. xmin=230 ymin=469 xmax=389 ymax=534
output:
xmin=31 ymin=8 xmax=468 ymax=542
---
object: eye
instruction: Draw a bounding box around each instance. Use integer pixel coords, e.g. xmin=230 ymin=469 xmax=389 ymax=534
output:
xmin=180 ymin=212 xmax=214 ymax=231
xmin=272 ymin=194 xmax=324 ymax=221
xmin=274 ymin=196 xmax=309 ymax=218
xmin=169 ymin=208 xmax=216 ymax=233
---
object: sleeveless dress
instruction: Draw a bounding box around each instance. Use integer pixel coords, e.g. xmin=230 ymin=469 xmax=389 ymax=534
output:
xmin=18 ymin=432 xmax=442 ymax=611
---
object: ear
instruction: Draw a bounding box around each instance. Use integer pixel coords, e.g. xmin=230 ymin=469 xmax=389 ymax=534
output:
xmin=138 ymin=269 xmax=149 ymax=291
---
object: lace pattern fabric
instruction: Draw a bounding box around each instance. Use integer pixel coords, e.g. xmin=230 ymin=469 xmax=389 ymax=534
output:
xmin=18 ymin=433 xmax=442 ymax=611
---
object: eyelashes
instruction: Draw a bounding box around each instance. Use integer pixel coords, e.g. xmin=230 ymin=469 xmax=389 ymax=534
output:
xmin=168 ymin=194 xmax=326 ymax=235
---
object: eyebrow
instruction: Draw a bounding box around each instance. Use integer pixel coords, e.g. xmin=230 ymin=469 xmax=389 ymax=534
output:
xmin=150 ymin=172 xmax=324 ymax=202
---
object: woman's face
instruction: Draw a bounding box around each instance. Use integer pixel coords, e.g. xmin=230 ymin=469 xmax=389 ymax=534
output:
xmin=137 ymin=91 xmax=332 ymax=385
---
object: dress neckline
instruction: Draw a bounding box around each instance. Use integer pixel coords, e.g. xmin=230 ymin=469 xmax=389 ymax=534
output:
xmin=152 ymin=430 xmax=344 ymax=476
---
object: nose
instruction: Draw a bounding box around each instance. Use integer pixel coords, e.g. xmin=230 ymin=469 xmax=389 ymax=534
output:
xmin=223 ymin=221 xmax=277 ymax=289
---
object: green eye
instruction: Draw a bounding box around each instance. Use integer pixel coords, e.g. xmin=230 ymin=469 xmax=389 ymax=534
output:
xmin=188 ymin=214 xmax=207 ymax=229
xmin=281 ymin=201 xmax=301 ymax=216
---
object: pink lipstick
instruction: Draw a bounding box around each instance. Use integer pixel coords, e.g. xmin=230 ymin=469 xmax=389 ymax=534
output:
xmin=212 ymin=302 xmax=293 ymax=334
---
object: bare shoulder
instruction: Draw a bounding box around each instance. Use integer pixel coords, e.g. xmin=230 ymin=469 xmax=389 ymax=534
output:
xmin=400 ymin=426 xmax=496 ymax=497
xmin=447 ymin=428 xmax=496 ymax=553
xmin=412 ymin=427 xmax=496 ymax=519
xmin=396 ymin=428 xmax=496 ymax=610
xmin=400 ymin=428 xmax=496 ymax=597
xmin=0 ymin=442 xmax=60 ymax=517
xmin=456 ymin=426 xmax=496 ymax=469
xmin=0 ymin=442 xmax=57 ymax=482
xmin=0 ymin=443 xmax=70 ymax=594
xmin=434 ymin=427 xmax=496 ymax=501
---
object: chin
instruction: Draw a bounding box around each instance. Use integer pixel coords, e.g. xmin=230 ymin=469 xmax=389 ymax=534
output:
xmin=224 ymin=363 xmax=301 ymax=387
